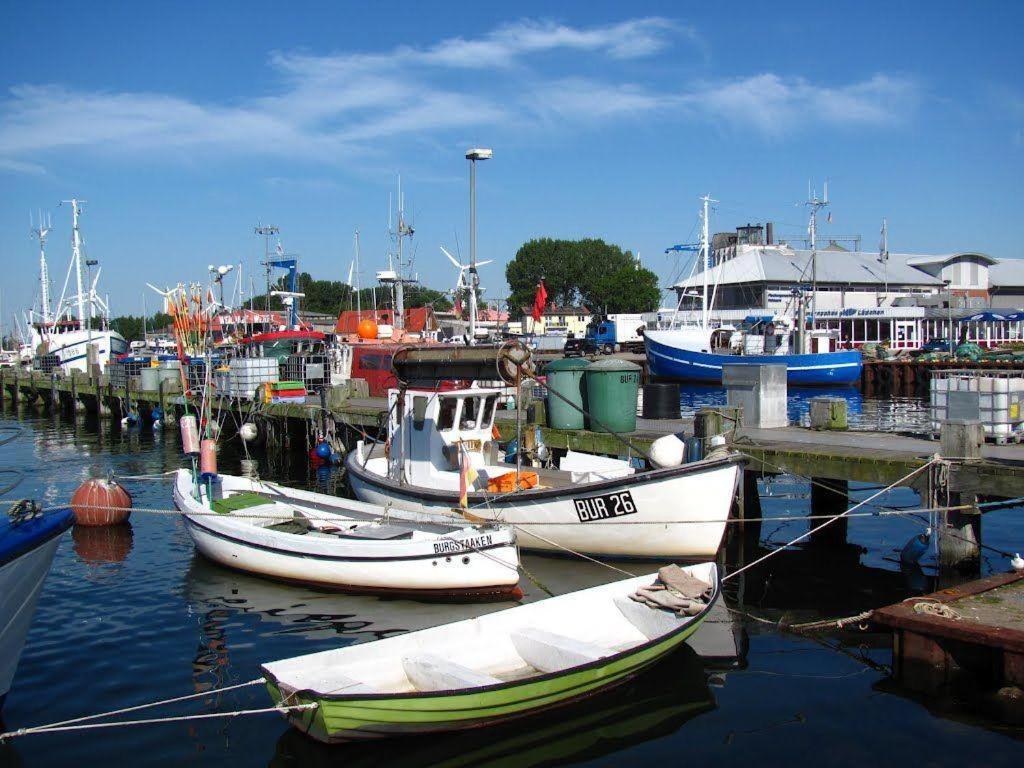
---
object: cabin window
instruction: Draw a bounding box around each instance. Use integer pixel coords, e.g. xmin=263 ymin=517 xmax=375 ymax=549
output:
xmin=438 ymin=398 xmax=458 ymax=431
xmin=483 ymin=394 xmax=498 ymax=427
xmin=412 ymin=396 xmax=428 ymax=431
xmin=461 ymin=397 xmax=480 ymax=429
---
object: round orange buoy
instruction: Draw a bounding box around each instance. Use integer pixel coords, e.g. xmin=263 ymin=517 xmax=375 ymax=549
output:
xmin=357 ymin=318 xmax=378 ymax=340
xmin=70 ymin=478 xmax=133 ymax=527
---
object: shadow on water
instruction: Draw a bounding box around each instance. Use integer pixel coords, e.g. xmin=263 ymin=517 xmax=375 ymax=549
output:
xmin=267 ymin=645 xmax=715 ymax=768
xmin=72 ymin=522 xmax=134 ymax=566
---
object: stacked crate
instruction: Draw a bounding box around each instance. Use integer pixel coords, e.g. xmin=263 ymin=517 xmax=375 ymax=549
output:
xmin=219 ymin=358 xmax=280 ymax=400
xmin=930 ymin=369 xmax=1024 ymax=443
xmin=283 ymin=354 xmax=329 ymax=392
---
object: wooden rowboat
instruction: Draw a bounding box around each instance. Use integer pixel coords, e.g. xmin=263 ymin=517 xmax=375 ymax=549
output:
xmin=261 ymin=561 xmax=719 ymax=742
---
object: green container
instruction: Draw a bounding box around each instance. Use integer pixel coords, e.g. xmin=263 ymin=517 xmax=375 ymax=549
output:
xmin=544 ymin=358 xmax=590 ymax=430
xmin=584 ymin=359 xmax=641 ymax=433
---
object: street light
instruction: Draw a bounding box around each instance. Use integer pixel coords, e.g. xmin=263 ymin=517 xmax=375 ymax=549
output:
xmin=466 ymin=147 xmax=493 ymax=344
xmin=85 ymin=258 xmax=98 ymax=343
xmin=942 ymin=279 xmax=954 ymax=354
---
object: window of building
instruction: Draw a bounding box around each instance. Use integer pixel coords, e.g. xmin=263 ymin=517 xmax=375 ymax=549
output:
xmin=970 ymin=260 xmax=979 ymax=287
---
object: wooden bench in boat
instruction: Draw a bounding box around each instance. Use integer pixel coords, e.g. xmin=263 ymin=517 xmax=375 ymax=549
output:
xmin=613 ymin=595 xmax=691 ymax=640
xmin=510 ymin=628 xmax=612 ymax=673
xmin=402 ymin=653 xmax=503 ymax=691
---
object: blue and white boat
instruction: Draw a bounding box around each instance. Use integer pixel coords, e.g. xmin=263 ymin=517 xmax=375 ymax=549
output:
xmin=646 ymin=192 xmax=862 ymax=387
xmin=644 ymin=326 xmax=862 ymax=386
xmin=0 ymin=503 xmax=73 ymax=710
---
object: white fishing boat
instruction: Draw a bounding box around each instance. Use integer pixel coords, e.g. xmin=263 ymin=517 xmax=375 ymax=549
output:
xmin=171 ymin=469 xmax=521 ymax=599
xmin=262 ymin=562 xmax=719 ymax=742
xmin=346 ymin=384 xmax=744 ymax=559
xmin=26 ymin=200 xmax=127 ymax=373
xmin=1 ymin=503 xmax=74 ymax=711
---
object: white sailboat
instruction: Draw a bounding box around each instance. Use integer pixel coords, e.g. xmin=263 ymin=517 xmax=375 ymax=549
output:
xmin=27 ymin=200 xmax=127 ymax=373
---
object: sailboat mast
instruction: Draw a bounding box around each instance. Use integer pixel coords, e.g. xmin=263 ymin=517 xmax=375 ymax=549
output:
xmin=354 ymin=229 xmax=362 ymax=318
xmin=63 ymin=199 xmax=87 ymax=325
xmin=31 ymin=212 xmax=53 ymax=329
xmin=395 ymin=177 xmax=406 ymax=331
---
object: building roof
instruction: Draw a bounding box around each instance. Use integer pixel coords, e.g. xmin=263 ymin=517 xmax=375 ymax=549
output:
xmin=990 ymin=257 xmax=1024 ymax=288
xmin=673 ymin=245 xmax=944 ymax=290
xmin=520 ymin=305 xmax=591 ymax=317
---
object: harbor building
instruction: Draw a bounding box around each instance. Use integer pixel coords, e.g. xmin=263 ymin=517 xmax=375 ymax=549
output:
xmin=521 ymin=305 xmax=591 ymax=336
xmin=668 ymin=223 xmax=1024 ymax=349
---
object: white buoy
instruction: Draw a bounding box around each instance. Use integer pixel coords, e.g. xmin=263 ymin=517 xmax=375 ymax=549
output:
xmin=1011 ymin=553 xmax=1024 ymax=571
xmin=120 ymin=416 xmax=130 ymax=427
xmin=239 ymin=423 xmax=258 ymax=442
xmin=153 ymin=419 xmax=163 ymax=430
xmin=649 ymin=433 xmax=686 ymax=468
xmin=206 ymin=421 xmax=221 ymax=439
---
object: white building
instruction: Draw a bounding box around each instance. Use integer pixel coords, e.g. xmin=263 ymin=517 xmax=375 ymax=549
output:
xmin=670 ymin=226 xmax=1024 ymax=349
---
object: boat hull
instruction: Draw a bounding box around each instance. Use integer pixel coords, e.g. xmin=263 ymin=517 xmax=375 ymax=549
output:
xmin=32 ymin=329 xmax=128 ymax=375
xmin=264 ymin=565 xmax=719 ymax=742
xmin=347 ymin=453 xmax=742 ymax=559
xmin=173 ymin=472 xmax=521 ymax=599
xmin=644 ymin=331 xmax=862 ymax=386
xmin=0 ymin=509 xmax=73 ymax=707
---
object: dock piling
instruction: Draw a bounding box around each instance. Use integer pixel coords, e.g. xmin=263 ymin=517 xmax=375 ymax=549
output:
xmin=809 ymin=478 xmax=850 ymax=547
xmin=937 ymin=419 xmax=983 ymax=569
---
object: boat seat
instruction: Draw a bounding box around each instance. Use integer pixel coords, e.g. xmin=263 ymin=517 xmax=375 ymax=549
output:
xmin=613 ymin=596 xmax=688 ymax=641
xmin=402 ymin=653 xmax=502 ymax=692
xmin=510 ymin=627 xmax=611 ymax=673
xmin=333 ymin=523 xmax=414 ymax=541
xmin=310 ymin=672 xmax=376 ymax=696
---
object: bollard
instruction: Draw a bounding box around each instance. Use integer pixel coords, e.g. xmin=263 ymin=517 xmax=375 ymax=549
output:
xmin=936 ymin=419 xmax=983 ymax=569
xmin=809 ymin=397 xmax=848 ymax=431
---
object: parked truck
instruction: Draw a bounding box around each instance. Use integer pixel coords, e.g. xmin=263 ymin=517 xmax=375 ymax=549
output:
xmin=585 ymin=314 xmax=647 ymax=354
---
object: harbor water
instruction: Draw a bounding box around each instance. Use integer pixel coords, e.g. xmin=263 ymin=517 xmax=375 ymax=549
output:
xmin=1 ymin=393 xmax=1022 ymax=767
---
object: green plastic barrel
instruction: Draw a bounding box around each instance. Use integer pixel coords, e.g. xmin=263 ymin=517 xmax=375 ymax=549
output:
xmin=584 ymin=359 xmax=642 ymax=433
xmin=544 ymin=358 xmax=590 ymax=430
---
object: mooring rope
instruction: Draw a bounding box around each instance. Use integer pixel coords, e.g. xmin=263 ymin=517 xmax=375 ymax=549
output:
xmin=0 ymin=677 xmax=304 ymax=742
xmin=722 ymin=458 xmax=938 ymax=584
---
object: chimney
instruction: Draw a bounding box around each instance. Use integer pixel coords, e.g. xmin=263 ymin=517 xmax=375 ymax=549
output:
xmin=765 ymin=222 xmax=774 ymax=245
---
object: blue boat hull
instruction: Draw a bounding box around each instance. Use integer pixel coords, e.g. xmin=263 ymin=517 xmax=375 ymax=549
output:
xmin=0 ymin=506 xmax=73 ymax=709
xmin=645 ymin=336 xmax=862 ymax=386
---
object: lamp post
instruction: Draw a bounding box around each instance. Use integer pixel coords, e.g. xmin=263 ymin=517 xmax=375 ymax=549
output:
xmin=943 ymin=279 xmax=954 ymax=354
xmin=85 ymin=258 xmax=98 ymax=344
xmin=466 ymin=147 xmax=493 ymax=344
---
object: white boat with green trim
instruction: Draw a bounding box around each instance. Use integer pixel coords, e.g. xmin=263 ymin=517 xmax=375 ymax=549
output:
xmin=171 ymin=469 xmax=521 ymax=600
xmin=261 ymin=561 xmax=719 ymax=742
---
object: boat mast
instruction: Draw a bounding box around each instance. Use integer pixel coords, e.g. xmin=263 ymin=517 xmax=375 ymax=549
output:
xmin=394 ymin=177 xmax=413 ymax=331
xmin=354 ymin=229 xmax=362 ymax=319
xmin=805 ymin=182 xmax=829 ymax=340
xmin=62 ymin=199 xmax=87 ymax=326
xmin=699 ymin=194 xmax=717 ymax=330
xmin=30 ymin=211 xmax=53 ymax=330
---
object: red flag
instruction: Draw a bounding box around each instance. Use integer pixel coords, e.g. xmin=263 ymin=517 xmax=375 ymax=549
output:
xmin=453 ymin=293 xmax=463 ymax=319
xmin=531 ymin=280 xmax=548 ymax=322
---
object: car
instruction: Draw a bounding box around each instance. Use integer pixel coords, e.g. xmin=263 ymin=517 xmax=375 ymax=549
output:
xmin=563 ymin=337 xmax=598 ymax=357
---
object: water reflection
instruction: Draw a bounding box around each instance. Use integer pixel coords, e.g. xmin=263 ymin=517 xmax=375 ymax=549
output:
xmin=72 ymin=523 xmax=134 ymax=565
xmin=268 ymin=645 xmax=715 ymax=768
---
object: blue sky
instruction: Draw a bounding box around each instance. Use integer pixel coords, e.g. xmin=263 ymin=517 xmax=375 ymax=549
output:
xmin=1 ymin=1 xmax=1022 ymax=317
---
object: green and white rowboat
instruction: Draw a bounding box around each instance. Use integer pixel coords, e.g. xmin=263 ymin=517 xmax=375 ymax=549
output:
xmin=261 ymin=562 xmax=719 ymax=743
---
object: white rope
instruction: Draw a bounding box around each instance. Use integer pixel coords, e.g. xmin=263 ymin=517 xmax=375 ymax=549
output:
xmin=0 ymin=703 xmax=317 ymax=740
xmin=2 ymin=677 xmax=265 ymax=734
xmin=723 ymin=458 xmax=939 ymax=583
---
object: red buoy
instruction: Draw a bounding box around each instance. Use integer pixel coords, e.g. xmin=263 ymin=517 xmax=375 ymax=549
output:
xmin=70 ymin=478 xmax=133 ymax=527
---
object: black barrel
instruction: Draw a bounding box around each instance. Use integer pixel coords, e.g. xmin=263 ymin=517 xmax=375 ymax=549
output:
xmin=641 ymin=382 xmax=680 ymax=420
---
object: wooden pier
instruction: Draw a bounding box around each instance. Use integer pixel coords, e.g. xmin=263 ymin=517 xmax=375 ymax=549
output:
xmin=872 ymin=571 xmax=1024 ymax=720
xmin=860 ymin=358 xmax=1024 ymax=397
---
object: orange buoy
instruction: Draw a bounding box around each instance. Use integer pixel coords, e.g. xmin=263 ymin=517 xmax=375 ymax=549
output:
xmin=357 ymin=318 xmax=378 ymax=340
xmin=70 ymin=478 xmax=133 ymax=527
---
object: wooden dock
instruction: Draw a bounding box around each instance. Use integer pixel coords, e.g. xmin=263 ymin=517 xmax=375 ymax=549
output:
xmin=872 ymin=571 xmax=1024 ymax=718
xmin=861 ymin=358 xmax=1024 ymax=397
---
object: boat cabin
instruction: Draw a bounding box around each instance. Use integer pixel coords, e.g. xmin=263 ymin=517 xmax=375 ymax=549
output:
xmin=387 ymin=387 xmax=502 ymax=490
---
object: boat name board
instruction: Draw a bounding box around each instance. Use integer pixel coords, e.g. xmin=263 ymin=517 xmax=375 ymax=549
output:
xmin=573 ymin=490 xmax=637 ymax=522
xmin=433 ymin=534 xmax=493 ymax=555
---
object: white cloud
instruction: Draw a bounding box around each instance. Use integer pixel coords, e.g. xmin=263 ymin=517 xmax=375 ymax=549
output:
xmin=0 ymin=18 xmax=918 ymax=174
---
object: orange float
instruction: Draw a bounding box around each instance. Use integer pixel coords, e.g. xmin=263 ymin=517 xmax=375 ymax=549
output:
xmin=70 ymin=478 xmax=133 ymax=527
xmin=357 ymin=318 xmax=378 ymax=340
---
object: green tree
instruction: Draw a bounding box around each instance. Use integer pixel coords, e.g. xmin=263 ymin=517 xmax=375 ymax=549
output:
xmin=109 ymin=312 xmax=174 ymax=341
xmin=505 ymin=238 xmax=660 ymax=318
